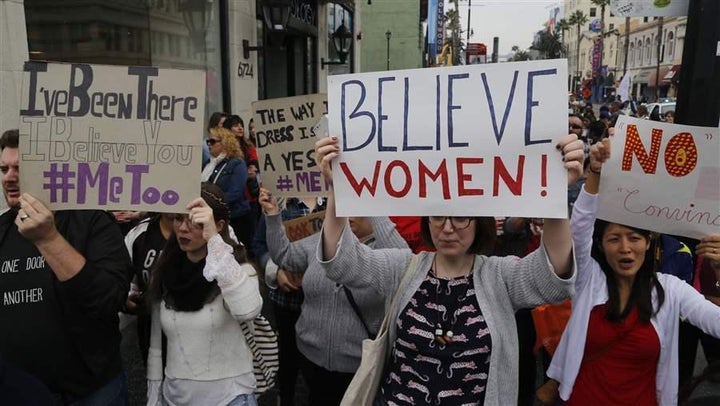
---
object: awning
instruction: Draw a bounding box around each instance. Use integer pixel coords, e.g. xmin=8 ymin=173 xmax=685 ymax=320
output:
xmin=647 ymin=66 xmax=671 ymax=87
xmin=633 ymin=69 xmax=653 ymax=84
xmin=663 ymin=64 xmax=681 ymax=83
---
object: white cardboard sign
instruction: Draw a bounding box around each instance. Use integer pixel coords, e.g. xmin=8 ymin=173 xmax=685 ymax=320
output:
xmin=18 ymin=62 xmax=205 ymax=212
xmin=327 ymin=60 xmax=569 ymax=218
xmin=598 ymin=116 xmax=720 ymax=239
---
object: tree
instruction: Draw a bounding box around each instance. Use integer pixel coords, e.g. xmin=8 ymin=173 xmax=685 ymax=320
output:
xmin=532 ymin=29 xmax=564 ymax=59
xmin=568 ymin=10 xmax=589 ymax=86
xmin=444 ymin=1 xmax=464 ymax=65
xmin=556 ymin=18 xmax=571 ymax=56
xmin=510 ymin=45 xmax=531 ymax=61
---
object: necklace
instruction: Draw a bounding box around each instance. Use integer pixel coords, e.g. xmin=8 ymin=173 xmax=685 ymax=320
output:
xmin=431 ymin=255 xmax=475 ymax=345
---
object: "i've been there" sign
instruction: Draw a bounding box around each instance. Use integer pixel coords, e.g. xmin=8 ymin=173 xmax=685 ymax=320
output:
xmin=328 ymin=60 xmax=569 ymax=218
xmin=18 ymin=62 xmax=205 ymax=212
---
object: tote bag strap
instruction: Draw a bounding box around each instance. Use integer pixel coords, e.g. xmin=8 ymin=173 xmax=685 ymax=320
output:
xmin=376 ymin=254 xmax=421 ymax=337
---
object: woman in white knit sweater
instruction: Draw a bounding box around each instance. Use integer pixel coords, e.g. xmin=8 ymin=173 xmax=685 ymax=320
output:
xmin=145 ymin=183 xmax=263 ymax=406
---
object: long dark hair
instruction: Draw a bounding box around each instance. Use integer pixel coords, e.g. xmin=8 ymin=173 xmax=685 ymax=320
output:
xmin=146 ymin=183 xmax=247 ymax=305
xmin=223 ymin=115 xmax=255 ymax=165
xmin=591 ymin=219 xmax=665 ymax=323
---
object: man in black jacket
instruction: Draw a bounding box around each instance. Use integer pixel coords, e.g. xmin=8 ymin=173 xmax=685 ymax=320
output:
xmin=0 ymin=129 xmax=131 ymax=404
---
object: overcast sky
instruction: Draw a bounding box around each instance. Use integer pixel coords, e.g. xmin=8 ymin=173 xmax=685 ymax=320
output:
xmin=445 ymin=0 xmax=560 ymax=56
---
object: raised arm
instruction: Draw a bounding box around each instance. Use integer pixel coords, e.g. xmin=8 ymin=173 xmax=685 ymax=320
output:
xmin=258 ymin=188 xmax=313 ymax=272
xmin=541 ymin=134 xmax=585 ymax=278
xmin=188 ymin=197 xmax=262 ymax=322
xmin=315 ymin=136 xmax=347 ymax=261
xmin=17 ymin=194 xmax=130 ymax=319
xmin=369 ymin=217 xmax=410 ymax=250
xmin=568 ymin=138 xmax=610 ymax=288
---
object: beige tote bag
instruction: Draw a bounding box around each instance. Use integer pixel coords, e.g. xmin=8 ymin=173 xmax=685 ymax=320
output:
xmin=340 ymin=255 xmax=420 ymax=406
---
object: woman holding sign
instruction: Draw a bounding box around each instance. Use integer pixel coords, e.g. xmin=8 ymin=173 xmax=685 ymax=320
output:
xmin=145 ymin=183 xmax=262 ymax=406
xmin=546 ymin=139 xmax=720 ymax=405
xmin=311 ymin=134 xmax=584 ymax=405
xmin=258 ymin=190 xmax=409 ymax=405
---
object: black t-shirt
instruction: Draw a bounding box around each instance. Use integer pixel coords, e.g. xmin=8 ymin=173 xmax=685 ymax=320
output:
xmin=0 ymin=210 xmax=129 ymax=398
xmin=130 ymin=218 xmax=167 ymax=291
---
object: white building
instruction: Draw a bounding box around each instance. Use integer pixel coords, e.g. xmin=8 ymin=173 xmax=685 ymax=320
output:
xmin=562 ymin=0 xmax=685 ymax=101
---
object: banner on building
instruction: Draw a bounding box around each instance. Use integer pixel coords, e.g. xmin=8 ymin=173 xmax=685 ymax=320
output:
xmin=427 ymin=0 xmax=438 ymax=62
xmin=610 ymin=0 xmax=689 ymax=17
xmin=252 ymin=94 xmax=329 ymax=198
xmin=598 ymin=116 xmax=720 ymax=239
xmin=591 ymin=38 xmax=603 ymax=76
xmin=327 ymin=59 xmax=570 ymax=218
xmin=17 ymin=62 xmax=204 ymax=212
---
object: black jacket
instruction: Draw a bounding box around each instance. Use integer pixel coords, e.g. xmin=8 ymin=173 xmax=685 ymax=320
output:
xmin=0 ymin=209 xmax=131 ymax=397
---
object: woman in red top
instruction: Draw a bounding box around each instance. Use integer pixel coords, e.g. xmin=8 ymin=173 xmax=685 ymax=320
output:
xmin=548 ymin=139 xmax=720 ymax=405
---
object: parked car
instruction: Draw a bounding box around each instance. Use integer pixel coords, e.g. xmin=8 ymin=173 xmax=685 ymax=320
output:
xmin=646 ymin=102 xmax=676 ymax=121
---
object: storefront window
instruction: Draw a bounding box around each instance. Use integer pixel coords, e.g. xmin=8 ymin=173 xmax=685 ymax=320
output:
xmin=24 ymin=0 xmax=226 ymax=124
xmin=256 ymin=0 xmax=318 ymax=99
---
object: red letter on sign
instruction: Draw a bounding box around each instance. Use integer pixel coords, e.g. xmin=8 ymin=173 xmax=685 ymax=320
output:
xmin=457 ymin=157 xmax=484 ymax=196
xmin=340 ymin=161 xmax=382 ymax=197
xmin=622 ymin=125 xmax=661 ymax=174
xmin=663 ymin=132 xmax=697 ymax=177
xmin=419 ymin=159 xmax=450 ymax=199
xmin=384 ymin=160 xmax=412 ymax=198
xmin=493 ymin=156 xmax=525 ymax=196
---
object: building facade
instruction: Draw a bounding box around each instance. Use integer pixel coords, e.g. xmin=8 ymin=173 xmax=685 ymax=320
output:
xmin=562 ymin=0 xmax=685 ymax=102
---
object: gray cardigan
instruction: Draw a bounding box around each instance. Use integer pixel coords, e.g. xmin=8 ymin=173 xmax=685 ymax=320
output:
xmin=266 ymin=214 xmax=409 ymax=372
xmin=316 ymin=221 xmax=576 ymax=405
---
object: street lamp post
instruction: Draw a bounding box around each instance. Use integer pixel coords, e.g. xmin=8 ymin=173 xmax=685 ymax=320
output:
xmin=466 ymin=0 xmax=471 ymax=64
xmin=654 ymin=17 xmax=664 ymax=101
xmin=386 ymin=30 xmax=392 ymax=70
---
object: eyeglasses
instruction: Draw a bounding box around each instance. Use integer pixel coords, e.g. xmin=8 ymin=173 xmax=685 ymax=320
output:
xmin=206 ymin=138 xmax=220 ymax=146
xmin=428 ymin=216 xmax=473 ymax=230
xmin=569 ymin=124 xmax=583 ymax=130
xmin=171 ymin=214 xmax=202 ymax=229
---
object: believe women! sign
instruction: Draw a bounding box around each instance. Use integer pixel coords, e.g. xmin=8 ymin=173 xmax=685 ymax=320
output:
xmin=327 ymin=60 xmax=569 ymax=218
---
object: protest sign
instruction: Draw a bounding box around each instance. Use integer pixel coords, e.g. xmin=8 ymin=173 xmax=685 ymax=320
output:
xmin=598 ymin=116 xmax=720 ymax=239
xmin=17 ymin=62 xmax=204 ymax=212
xmin=327 ymin=60 xmax=569 ymax=217
xmin=283 ymin=211 xmax=325 ymax=242
xmin=252 ymin=94 xmax=329 ymax=198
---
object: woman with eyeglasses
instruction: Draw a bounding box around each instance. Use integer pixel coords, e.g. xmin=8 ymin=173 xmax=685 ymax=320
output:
xmin=201 ymin=127 xmax=254 ymax=251
xmin=312 ymin=134 xmax=584 ymax=405
xmin=145 ymin=183 xmax=262 ymax=406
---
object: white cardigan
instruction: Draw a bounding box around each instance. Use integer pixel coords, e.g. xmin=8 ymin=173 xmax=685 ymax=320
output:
xmin=147 ymin=235 xmax=263 ymax=404
xmin=547 ymin=188 xmax=720 ymax=405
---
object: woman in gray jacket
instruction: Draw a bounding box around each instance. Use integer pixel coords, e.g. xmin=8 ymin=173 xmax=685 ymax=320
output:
xmin=308 ymin=134 xmax=583 ymax=405
xmin=259 ymin=191 xmax=409 ymax=405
